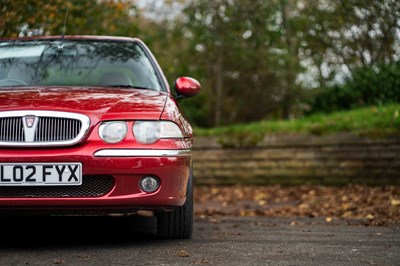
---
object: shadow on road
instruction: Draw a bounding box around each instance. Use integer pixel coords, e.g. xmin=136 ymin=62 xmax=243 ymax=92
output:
xmin=0 ymin=215 xmax=162 ymax=248
xmin=0 ymin=216 xmax=398 ymax=265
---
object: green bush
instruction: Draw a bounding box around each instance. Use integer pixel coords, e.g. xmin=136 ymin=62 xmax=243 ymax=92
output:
xmin=310 ymin=61 xmax=400 ymax=113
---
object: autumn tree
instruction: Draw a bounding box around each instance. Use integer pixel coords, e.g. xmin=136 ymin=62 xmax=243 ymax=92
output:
xmin=0 ymin=0 xmax=139 ymax=37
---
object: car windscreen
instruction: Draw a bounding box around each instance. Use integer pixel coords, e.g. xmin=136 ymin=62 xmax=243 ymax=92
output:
xmin=0 ymin=40 xmax=163 ymax=91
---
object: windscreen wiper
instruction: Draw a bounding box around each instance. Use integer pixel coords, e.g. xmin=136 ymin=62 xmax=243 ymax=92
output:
xmin=108 ymin=85 xmax=152 ymax=90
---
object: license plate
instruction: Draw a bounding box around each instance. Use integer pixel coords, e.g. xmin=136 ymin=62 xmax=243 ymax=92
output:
xmin=0 ymin=163 xmax=82 ymax=186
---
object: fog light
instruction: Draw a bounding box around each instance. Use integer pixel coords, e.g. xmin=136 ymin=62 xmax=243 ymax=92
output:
xmin=139 ymin=176 xmax=160 ymax=193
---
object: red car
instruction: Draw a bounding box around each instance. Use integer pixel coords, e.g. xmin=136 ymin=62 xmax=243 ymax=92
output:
xmin=0 ymin=36 xmax=201 ymax=238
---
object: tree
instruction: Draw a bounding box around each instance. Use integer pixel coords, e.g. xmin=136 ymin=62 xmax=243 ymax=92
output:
xmin=0 ymin=0 xmax=139 ymax=38
xmin=299 ymin=0 xmax=400 ymax=87
xmin=179 ymin=0 xmax=305 ymax=126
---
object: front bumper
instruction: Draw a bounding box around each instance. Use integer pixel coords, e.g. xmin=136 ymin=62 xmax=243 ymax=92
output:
xmin=0 ymin=141 xmax=192 ymax=213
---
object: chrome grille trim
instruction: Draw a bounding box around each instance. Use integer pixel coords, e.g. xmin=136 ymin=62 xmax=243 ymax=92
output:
xmin=0 ymin=111 xmax=90 ymax=147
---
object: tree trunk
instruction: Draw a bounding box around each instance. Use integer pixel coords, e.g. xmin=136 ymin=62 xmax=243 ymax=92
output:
xmin=214 ymin=52 xmax=223 ymax=126
xmin=280 ymin=0 xmax=296 ymax=119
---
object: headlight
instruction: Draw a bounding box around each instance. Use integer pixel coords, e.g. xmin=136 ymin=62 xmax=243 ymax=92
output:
xmin=99 ymin=121 xmax=128 ymax=143
xmin=133 ymin=121 xmax=184 ymax=144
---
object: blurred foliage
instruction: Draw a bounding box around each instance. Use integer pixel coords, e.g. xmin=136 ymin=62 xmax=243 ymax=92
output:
xmin=159 ymin=0 xmax=400 ymax=127
xmin=0 ymin=0 xmax=138 ymax=37
xmin=177 ymin=0 xmax=304 ymax=126
xmin=310 ymin=62 xmax=400 ymax=113
xmin=1 ymin=0 xmax=400 ymax=128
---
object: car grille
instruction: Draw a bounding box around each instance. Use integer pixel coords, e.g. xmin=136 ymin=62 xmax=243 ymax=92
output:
xmin=0 ymin=175 xmax=114 ymax=198
xmin=0 ymin=117 xmax=25 ymax=142
xmin=34 ymin=117 xmax=81 ymax=142
xmin=0 ymin=117 xmax=81 ymax=142
xmin=0 ymin=111 xmax=90 ymax=146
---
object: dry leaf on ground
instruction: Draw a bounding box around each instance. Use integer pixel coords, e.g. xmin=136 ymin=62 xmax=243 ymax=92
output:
xmin=194 ymin=185 xmax=400 ymax=226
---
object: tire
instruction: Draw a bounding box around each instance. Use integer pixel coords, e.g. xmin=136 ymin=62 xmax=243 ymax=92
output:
xmin=156 ymin=170 xmax=193 ymax=239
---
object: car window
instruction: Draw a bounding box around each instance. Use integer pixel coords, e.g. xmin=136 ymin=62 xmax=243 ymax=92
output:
xmin=0 ymin=40 xmax=163 ymax=91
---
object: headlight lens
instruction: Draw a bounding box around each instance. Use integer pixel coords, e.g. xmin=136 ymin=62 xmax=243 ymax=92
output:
xmin=133 ymin=121 xmax=183 ymax=144
xmin=99 ymin=121 xmax=128 ymax=143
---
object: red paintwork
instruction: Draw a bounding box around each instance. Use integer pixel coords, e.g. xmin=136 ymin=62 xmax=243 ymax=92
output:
xmin=0 ymin=87 xmax=167 ymax=125
xmin=0 ymin=36 xmax=200 ymax=213
xmin=175 ymin=77 xmax=202 ymax=97
xmin=161 ymin=97 xmax=194 ymax=137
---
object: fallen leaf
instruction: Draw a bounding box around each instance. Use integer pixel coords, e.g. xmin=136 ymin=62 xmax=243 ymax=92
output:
xmin=366 ymin=214 xmax=374 ymax=219
xmin=325 ymin=217 xmax=333 ymax=222
xmin=342 ymin=211 xmax=353 ymax=218
xmin=254 ymin=191 xmax=266 ymax=201
xmin=391 ymin=199 xmax=400 ymax=206
xmin=177 ymin=250 xmax=190 ymax=258
xmin=342 ymin=203 xmax=350 ymax=210
xmin=191 ymin=258 xmax=209 ymax=264
xmin=239 ymin=210 xmax=247 ymax=216
xmin=53 ymin=259 xmax=65 ymax=265
xmin=299 ymin=203 xmax=310 ymax=209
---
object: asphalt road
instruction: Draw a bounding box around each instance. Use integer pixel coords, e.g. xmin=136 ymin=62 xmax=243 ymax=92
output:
xmin=0 ymin=215 xmax=398 ymax=266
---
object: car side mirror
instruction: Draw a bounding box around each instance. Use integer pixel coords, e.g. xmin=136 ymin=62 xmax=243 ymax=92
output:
xmin=174 ymin=77 xmax=201 ymax=99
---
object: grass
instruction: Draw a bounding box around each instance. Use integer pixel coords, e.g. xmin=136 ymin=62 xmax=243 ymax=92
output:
xmin=195 ymin=104 xmax=400 ymax=137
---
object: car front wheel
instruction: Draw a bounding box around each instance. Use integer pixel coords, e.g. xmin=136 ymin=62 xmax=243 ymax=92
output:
xmin=156 ymin=170 xmax=193 ymax=239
